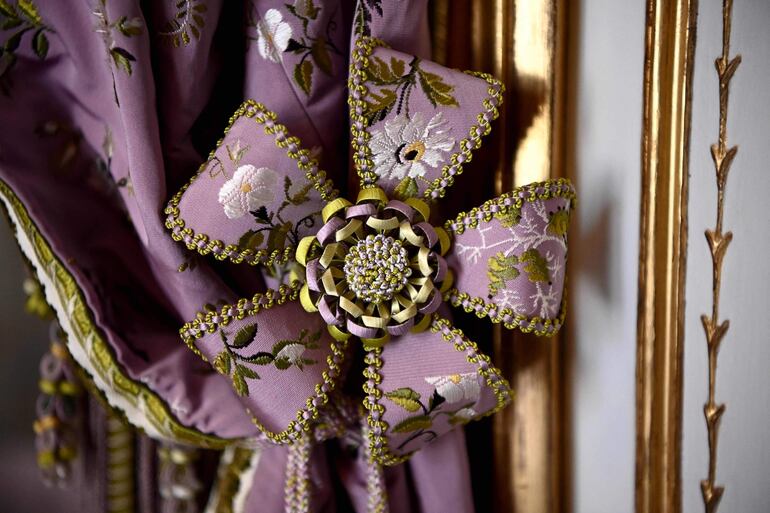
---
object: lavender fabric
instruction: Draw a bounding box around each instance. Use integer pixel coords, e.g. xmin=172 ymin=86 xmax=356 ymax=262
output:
xmin=0 ymin=0 xmax=506 ymax=511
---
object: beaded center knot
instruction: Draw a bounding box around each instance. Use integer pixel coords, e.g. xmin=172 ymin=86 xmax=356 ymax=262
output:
xmin=344 ymin=234 xmax=411 ymax=304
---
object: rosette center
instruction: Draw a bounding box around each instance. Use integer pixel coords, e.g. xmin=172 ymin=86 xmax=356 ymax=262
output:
xmin=343 ymin=234 xmax=412 ymax=304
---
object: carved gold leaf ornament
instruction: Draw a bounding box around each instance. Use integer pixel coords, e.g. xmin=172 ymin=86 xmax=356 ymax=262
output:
xmin=699 ymin=0 xmax=740 ymax=511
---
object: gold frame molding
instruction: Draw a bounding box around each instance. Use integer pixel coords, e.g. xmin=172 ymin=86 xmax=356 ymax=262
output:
xmin=432 ymin=1 xmax=570 ymax=511
xmin=635 ymin=0 xmax=699 ymax=512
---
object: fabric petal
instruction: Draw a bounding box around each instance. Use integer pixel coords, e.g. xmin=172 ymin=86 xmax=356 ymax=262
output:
xmin=180 ymin=284 xmax=347 ymax=442
xmin=363 ymin=314 xmax=511 ymax=464
xmin=165 ymin=101 xmax=338 ymax=266
xmin=445 ymin=179 xmax=575 ymax=336
xmin=349 ymin=38 xmax=503 ymax=201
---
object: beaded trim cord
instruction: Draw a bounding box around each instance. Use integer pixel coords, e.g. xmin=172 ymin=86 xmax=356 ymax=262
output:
xmin=164 ymin=100 xmax=339 ymax=267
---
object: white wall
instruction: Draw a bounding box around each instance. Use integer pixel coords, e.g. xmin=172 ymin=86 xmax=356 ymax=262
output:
xmin=682 ymin=2 xmax=770 ymax=512
xmin=570 ymin=1 xmax=644 ymax=512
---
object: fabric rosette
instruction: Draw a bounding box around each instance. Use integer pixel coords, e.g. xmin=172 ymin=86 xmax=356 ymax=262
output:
xmin=164 ymin=35 xmax=575 ymax=473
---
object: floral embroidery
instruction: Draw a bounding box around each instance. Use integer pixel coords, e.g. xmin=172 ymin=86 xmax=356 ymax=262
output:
xmin=158 ymin=0 xmax=207 ymax=47
xmin=212 ymin=323 xmax=321 ymax=397
xmin=353 ymin=0 xmax=382 ymax=36
xmin=92 ymin=0 xmax=143 ymax=105
xmin=283 ymin=0 xmax=341 ymax=95
xmin=364 ymin=54 xmax=458 ymax=123
xmin=424 ymin=372 xmax=480 ymax=404
xmin=255 ymin=8 xmax=291 ymax=63
xmin=369 ymin=112 xmax=454 ymax=198
xmin=0 ymin=0 xmax=53 ymax=94
xmin=234 ymin=174 xmax=320 ymax=253
xmin=218 ymin=164 xmax=278 ymax=220
xmin=384 ymin=371 xmax=482 ymax=451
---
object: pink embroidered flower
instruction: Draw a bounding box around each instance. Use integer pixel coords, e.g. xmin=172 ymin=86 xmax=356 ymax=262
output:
xmin=256 ymin=9 xmax=292 ymax=63
xmin=218 ymin=164 xmax=278 ymax=219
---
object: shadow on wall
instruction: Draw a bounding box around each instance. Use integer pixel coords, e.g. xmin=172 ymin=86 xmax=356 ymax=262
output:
xmin=0 ymin=220 xmax=80 ymax=512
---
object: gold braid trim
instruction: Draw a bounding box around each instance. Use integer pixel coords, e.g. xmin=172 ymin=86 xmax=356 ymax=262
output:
xmin=0 ymin=178 xmax=231 ymax=448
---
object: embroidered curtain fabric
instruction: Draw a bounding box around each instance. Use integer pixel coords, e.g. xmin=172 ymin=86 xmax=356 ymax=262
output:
xmin=0 ymin=1 xmax=573 ymax=511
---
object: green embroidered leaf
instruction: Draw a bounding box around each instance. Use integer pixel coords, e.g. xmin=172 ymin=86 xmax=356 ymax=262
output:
xmin=487 ymin=252 xmax=519 ymax=296
xmin=237 ymin=229 xmax=264 ymax=251
xmin=495 ymin=208 xmax=521 ymax=228
xmin=241 ymin=352 xmax=273 ymax=366
xmin=116 ymin=16 xmax=143 ymax=37
xmin=390 ymin=56 xmax=405 ymax=78
xmin=232 ymin=371 xmax=248 ymax=396
xmin=270 ymin=338 xmax=292 ymax=356
xmin=203 ymin=303 xmax=217 ymax=313
xmin=547 ymin=209 xmax=570 ymax=236
xmin=0 ymin=52 xmax=16 ymax=79
xmin=385 ymin=388 xmax=422 ymax=412
xmin=293 ymin=59 xmax=313 ymax=95
xmin=311 ymin=37 xmax=332 ymax=75
xmin=363 ymin=88 xmax=396 ymax=123
xmin=367 ymin=55 xmax=402 ymax=84
xmin=394 ymin=177 xmax=419 ymax=200
xmin=417 ymin=70 xmax=458 ymax=107
xmin=391 ymin=415 xmax=432 ymax=433
xmin=273 ymin=358 xmax=292 ymax=370
xmin=232 ymin=323 xmax=258 ymax=348
xmin=236 ymin=364 xmax=259 ymax=380
xmin=427 ymin=389 xmax=445 ymax=411
xmin=213 ymin=351 xmax=231 ymax=376
xmin=266 ymin=222 xmax=292 ymax=252
xmin=251 ymin=205 xmax=270 ymax=224
xmin=17 ymin=0 xmax=42 ymax=25
xmin=4 ymin=29 xmax=22 ymax=51
xmin=285 ymin=38 xmax=304 ymax=54
xmin=1 ymin=18 xmax=22 ymax=30
xmin=0 ymin=1 xmax=17 ymax=18
xmin=520 ymin=248 xmax=549 ymax=282
xmin=110 ymin=47 xmax=136 ymax=75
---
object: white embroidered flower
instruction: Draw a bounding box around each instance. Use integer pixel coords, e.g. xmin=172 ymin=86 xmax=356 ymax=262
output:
xmin=218 ymin=165 xmax=278 ymax=219
xmin=452 ymin=407 xmax=478 ymax=422
xmin=370 ymin=112 xmax=455 ymax=180
xmin=256 ymin=9 xmax=292 ymax=63
xmin=274 ymin=343 xmax=306 ymax=365
xmin=425 ymin=372 xmax=481 ymax=404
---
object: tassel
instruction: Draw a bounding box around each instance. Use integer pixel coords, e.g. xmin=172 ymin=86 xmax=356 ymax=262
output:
xmin=158 ymin=443 xmax=202 ymax=513
xmin=34 ymin=322 xmax=81 ymax=487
